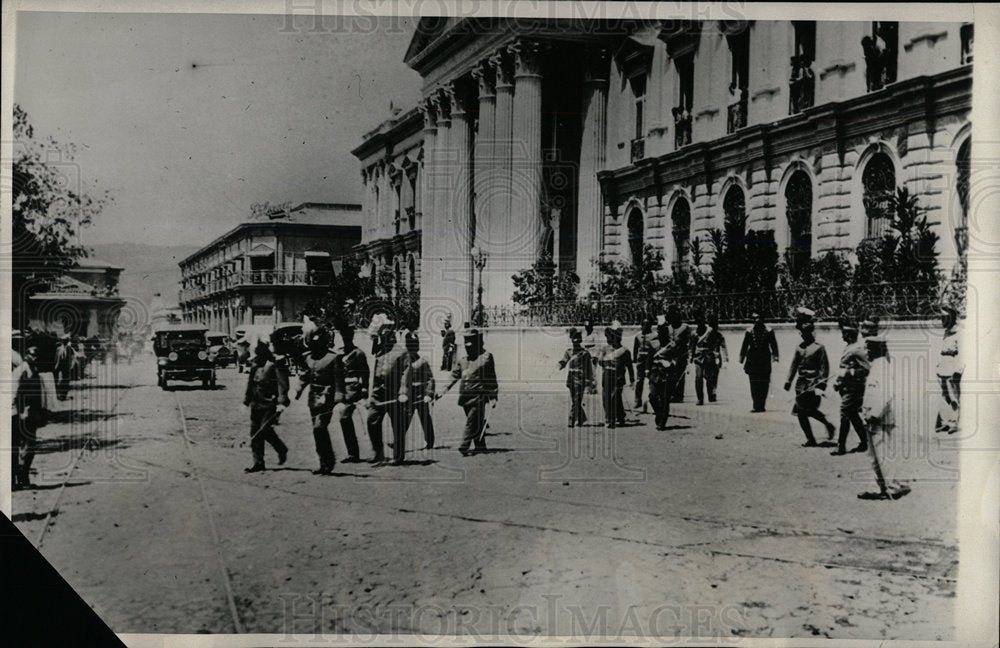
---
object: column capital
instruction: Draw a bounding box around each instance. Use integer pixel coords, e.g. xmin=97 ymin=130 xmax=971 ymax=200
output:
xmin=431 ymin=88 xmax=451 ymax=123
xmin=509 ymin=39 xmax=548 ymax=78
xmin=445 ymin=79 xmax=476 ymax=117
xmin=582 ymin=45 xmax=612 ymax=84
xmin=489 ymin=47 xmax=515 ymax=88
xmin=418 ymin=97 xmax=438 ymax=130
xmin=471 ymin=60 xmax=496 ymax=99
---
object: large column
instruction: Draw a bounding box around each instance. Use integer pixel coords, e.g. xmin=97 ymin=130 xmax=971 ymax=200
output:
xmin=486 ymin=47 xmax=515 ymax=308
xmin=416 ymin=99 xmax=437 ymax=326
xmin=507 ymin=39 xmax=547 ymax=304
xmin=443 ymin=79 xmax=474 ymax=326
xmin=576 ymin=46 xmax=611 ymax=293
xmin=421 ymin=89 xmax=454 ymax=328
xmin=471 ymin=59 xmax=496 ymax=311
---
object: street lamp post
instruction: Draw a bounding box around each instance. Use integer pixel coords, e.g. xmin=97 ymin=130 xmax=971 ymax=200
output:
xmin=471 ymin=246 xmax=488 ymax=326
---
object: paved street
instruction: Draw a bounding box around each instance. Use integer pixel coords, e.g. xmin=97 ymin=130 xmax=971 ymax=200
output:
xmin=12 ymin=353 xmax=958 ymax=640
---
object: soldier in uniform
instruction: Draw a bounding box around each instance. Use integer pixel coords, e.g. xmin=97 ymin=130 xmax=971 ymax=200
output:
xmin=632 ymin=319 xmax=658 ymax=413
xmin=398 ymin=331 xmax=437 ymax=459
xmin=438 ymin=328 xmax=498 ymax=456
xmin=739 ymin=312 xmax=779 ymax=412
xmin=691 ymin=314 xmax=728 ymax=405
xmin=366 ymin=321 xmax=409 ymax=465
xmin=294 ymin=326 xmax=340 ymax=475
xmin=336 ymin=325 xmax=369 ymax=463
xmin=666 ymin=309 xmax=692 ymax=402
xmin=831 ymin=322 xmax=871 ymax=456
xmin=597 ymin=324 xmax=634 ymax=428
xmin=784 ymin=319 xmax=836 ymax=447
xmin=242 ymin=334 xmax=290 ymax=473
xmin=440 ymin=317 xmax=457 ymax=372
xmin=558 ymin=328 xmax=597 ymax=427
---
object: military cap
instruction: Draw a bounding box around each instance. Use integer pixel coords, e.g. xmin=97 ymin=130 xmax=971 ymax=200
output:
xmin=568 ymin=327 xmax=582 ymax=341
xmin=463 ymin=327 xmax=483 ymax=340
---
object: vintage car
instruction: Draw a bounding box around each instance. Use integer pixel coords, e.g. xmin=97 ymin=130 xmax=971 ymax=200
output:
xmin=271 ymin=322 xmax=306 ymax=375
xmin=152 ymin=324 xmax=216 ymax=389
xmin=204 ymin=330 xmax=233 ymax=368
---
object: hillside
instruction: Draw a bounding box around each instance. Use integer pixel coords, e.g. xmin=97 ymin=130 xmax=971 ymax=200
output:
xmin=88 ymin=243 xmax=200 ymax=310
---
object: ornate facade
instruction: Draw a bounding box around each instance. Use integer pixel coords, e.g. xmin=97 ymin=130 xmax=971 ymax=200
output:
xmin=354 ymin=19 xmax=973 ymax=328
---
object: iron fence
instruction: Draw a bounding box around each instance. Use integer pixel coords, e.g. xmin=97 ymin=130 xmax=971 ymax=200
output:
xmin=480 ymin=281 xmax=945 ymax=327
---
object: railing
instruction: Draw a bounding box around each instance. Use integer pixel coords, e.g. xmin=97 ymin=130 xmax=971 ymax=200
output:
xmin=479 ymin=281 xmax=943 ymax=327
xmin=179 ymin=270 xmax=333 ymax=301
xmin=788 ymin=58 xmax=815 ymax=114
xmin=727 ymin=96 xmax=748 ymax=134
xmin=41 ymin=282 xmax=120 ymax=298
xmin=673 ymin=110 xmax=692 ymax=149
xmin=630 ymin=137 xmax=645 ymax=164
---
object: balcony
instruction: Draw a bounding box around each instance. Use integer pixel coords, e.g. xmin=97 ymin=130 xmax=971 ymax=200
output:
xmin=405 ymin=206 xmax=417 ymax=232
xmin=630 ymin=137 xmax=645 ymax=164
xmin=179 ymin=270 xmax=333 ymax=302
xmin=726 ymin=95 xmax=748 ymax=134
xmin=673 ymin=107 xmax=692 ymax=149
xmin=788 ymin=57 xmax=815 ymax=114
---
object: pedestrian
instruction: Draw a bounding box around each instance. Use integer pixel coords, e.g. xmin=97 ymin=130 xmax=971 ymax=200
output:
xmin=32 ymin=330 xmax=59 ymax=413
xmin=54 ymin=334 xmax=73 ymax=400
xmin=242 ymin=334 xmax=289 ymax=473
xmin=440 ymin=317 xmax=457 ymax=372
xmin=831 ymin=322 xmax=870 ymax=456
xmin=12 ymin=336 xmax=46 ymax=490
xmin=648 ymin=323 xmax=678 ymax=431
xmin=336 ymin=325 xmax=369 ymax=463
xmin=784 ymin=319 xmax=836 ymax=447
xmin=739 ymin=313 xmax=779 ymax=412
xmin=398 ymin=331 xmax=437 ymax=456
xmin=294 ymin=326 xmax=340 ymax=475
xmin=632 ymin=318 xmax=659 ymax=413
xmin=437 ymin=328 xmax=498 ymax=456
xmin=366 ymin=320 xmax=409 ymax=465
xmin=558 ymin=327 xmax=597 ymax=427
xmin=692 ymin=314 xmax=728 ymax=405
xmin=858 ymin=332 xmax=911 ymax=500
xmin=935 ymin=304 xmax=962 ymax=434
xmin=597 ymin=323 xmax=634 ymax=428
xmin=666 ymin=308 xmax=692 ymax=402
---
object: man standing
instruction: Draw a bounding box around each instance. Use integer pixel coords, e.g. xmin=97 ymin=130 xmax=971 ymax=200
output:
xmin=54 ymin=334 xmax=73 ymax=400
xmin=398 ymin=332 xmax=437 ymax=458
xmin=12 ymin=335 xmax=46 ymax=490
xmin=295 ymin=326 xmax=340 ymax=475
xmin=242 ymin=334 xmax=290 ymax=473
xmin=438 ymin=328 xmax=498 ymax=456
xmin=739 ymin=313 xmax=779 ymax=412
xmin=784 ymin=320 xmax=836 ymax=447
xmin=648 ymin=323 xmax=677 ymax=431
xmin=597 ymin=324 xmax=634 ymax=428
xmin=692 ymin=314 xmax=728 ymax=405
xmin=935 ymin=304 xmax=962 ymax=434
xmin=666 ymin=309 xmax=692 ymax=403
xmin=558 ymin=328 xmax=597 ymax=427
xmin=859 ymin=333 xmax=911 ymax=500
xmin=831 ymin=322 xmax=871 ymax=456
xmin=440 ymin=317 xmax=457 ymax=372
xmin=632 ymin=318 xmax=658 ymax=413
xmin=366 ymin=321 xmax=409 ymax=465
xmin=336 ymin=325 xmax=369 ymax=463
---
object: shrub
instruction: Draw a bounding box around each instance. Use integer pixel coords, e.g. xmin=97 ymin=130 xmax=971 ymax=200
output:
xmin=854 ymin=187 xmax=939 ymax=285
xmin=511 ymin=254 xmax=580 ymax=306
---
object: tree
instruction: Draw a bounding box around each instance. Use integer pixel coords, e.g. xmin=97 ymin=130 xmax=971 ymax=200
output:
xmin=590 ymin=244 xmax=671 ymax=300
xmin=302 ymin=258 xmax=421 ymax=332
xmin=512 ymin=254 xmax=580 ymax=306
xmin=854 ymin=187 xmax=939 ymax=285
xmin=12 ymin=104 xmax=112 ymax=328
xmin=707 ymin=212 xmax=780 ymax=294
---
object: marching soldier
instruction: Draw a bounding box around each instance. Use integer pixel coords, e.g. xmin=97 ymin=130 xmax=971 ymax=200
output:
xmin=665 ymin=309 xmax=692 ymax=402
xmin=366 ymin=320 xmax=409 ymax=465
xmin=691 ymin=314 xmax=728 ymax=405
xmin=558 ymin=327 xmax=597 ymax=427
xmin=597 ymin=323 xmax=634 ymax=428
xmin=336 ymin=325 xmax=369 ymax=463
xmin=438 ymin=328 xmax=498 ymax=456
xmin=831 ymin=321 xmax=871 ymax=456
xmin=784 ymin=316 xmax=836 ymax=447
xmin=632 ymin=318 xmax=658 ymax=413
xmin=440 ymin=317 xmax=457 ymax=372
xmin=398 ymin=331 xmax=437 ymax=457
xmin=242 ymin=334 xmax=290 ymax=473
xmin=648 ymin=323 xmax=679 ymax=431
xmin=739 ymin=312 xmax=780 ymax=412
xmin=295 ymin=326 xmax=340 ymax=475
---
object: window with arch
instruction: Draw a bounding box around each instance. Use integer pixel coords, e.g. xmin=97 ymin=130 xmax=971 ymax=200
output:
xmin=408 ymin=255 xmax=417 ymax=291
xmin=723 ymin=185 xmax=746 ymax=237
xmin=862 ymin=152 xmax=896 ymax=240
xmin=670 ymin=198 xmax=691 ymax=273
xmin=956 ymin=139 xmax=970 ymax=257
xmin=627 ymin=207 xmax=645 ymax=268
xmin=784 ymin=170 xmax=813 ymax=277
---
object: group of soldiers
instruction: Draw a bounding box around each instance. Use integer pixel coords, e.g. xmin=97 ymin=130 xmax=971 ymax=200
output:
xmin=239 ymin=315 xmax=498 ymax=474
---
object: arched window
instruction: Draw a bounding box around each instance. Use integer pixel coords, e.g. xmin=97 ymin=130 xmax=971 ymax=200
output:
xmin=785 ymin=170 xmax=813 ymax=276
xmin=670 ymin=198 xmax=691 ymax=273
xmin=956 ymin=139 xmax=971 ymax=257
xmin=408 ymin=255 xmax=417 ymax=291
xmin=627 ymin=208 xmax=644 ymax=268
xmin=723 ymin=185 xmax=746 ymax=237
xmin=862 ymin=153 xmax=896 ymax=240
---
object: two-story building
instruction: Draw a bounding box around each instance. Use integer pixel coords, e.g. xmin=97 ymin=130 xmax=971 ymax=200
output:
xmin=25 ymin=258 xmax=127 ymax=338
xmin=178 ymin=202 xmax=362 ymax=334
xmin=354 ymin=18 xmax=972 ymax=328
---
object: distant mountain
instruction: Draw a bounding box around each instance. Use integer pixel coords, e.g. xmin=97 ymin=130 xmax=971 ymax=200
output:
xmin=88 ymin=243 xmax=200 ymax=310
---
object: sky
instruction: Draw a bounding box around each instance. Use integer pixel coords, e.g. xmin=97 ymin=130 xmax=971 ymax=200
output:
xmin=14 ymin=11 xmax=423 ymax=247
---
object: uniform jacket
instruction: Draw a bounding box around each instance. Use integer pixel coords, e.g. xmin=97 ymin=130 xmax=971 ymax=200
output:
xmin=340 ymin=346 xmax=370 ymax=403
xmin=300 ymin=351 xmax=342 ymax=412
xmin=244 ymin=360 xmax=291 ymax=408
xmin=558 ymin=347 xmax=596 ymax=389
xmin=598 ymin=346 xmax=634 ymax=386
xmin=399 ymin=353 xmax=436 ymax=401
xmin=692 ymin=328 xmax=727 ymax=367
xmin=667 ymin=324 xmax=692 ymax=365
xmin=452 ymin=352 xmax=499 ymax=406
xmin=371 ymin=345 xmax=409 ymax=403
xmin=739 ymin=326 xmax=779 ymax=375
xmin=787 ymin=341 xmax=830 ymax=391
xmin=837 ymin=340 xmax=871 ymax=383
xmin=441 ymin=329 xmax=457 ymax=350
xmin=633 ymin=332 xmax=660 ymax=368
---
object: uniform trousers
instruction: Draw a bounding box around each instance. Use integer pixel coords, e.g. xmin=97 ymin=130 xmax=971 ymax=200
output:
xmin=249 ymin=403 xmax=287 ymax=466
xmin=309 ymin=407 xmax=336 ymax=469
xmin=633 ymin=362 xmax=648 ymax=407
xmin=459 ymin=398 xmax=489 ymax=453
xmin=601 ymin=373 xmax=625 ymax=427
xmin=366 ymin=403 xmax=406 ymax=461
xmin=11 ymin=415 xmax=38 ymax=485
xmin=567 ymin=383 xmax=588 ymax=427
xmin=337 ymin=402 xmax=361 ymax=459
xmin=694 ymin=362 xmax=720 ymax=403
xmin=747 ymin=372 xmax=771 ymax=411
xmin=648 ymin=376 xmax=674 ymax=429
xmin=401 ymin=400 xmax=435 ymax=450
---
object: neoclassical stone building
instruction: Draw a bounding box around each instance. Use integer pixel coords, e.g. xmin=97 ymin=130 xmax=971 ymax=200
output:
xmin=353 ymin=18 xmax=973 ymax=328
